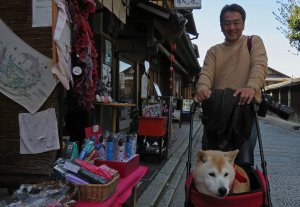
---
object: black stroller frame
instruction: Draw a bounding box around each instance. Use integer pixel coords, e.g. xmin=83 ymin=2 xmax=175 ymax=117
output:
xmin=186 ymin=102 xmax=272 ymax=207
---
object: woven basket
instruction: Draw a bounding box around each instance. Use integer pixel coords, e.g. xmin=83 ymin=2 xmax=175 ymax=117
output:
xmin=78 ymin=174 xmax=119 ymax=202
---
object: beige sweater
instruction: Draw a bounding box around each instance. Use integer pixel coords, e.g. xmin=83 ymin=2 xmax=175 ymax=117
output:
xmin=196 ymin=35 xmax=268 ymax=102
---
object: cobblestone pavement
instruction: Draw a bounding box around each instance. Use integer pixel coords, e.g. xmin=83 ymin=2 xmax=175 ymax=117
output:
xmin=170 ymin=115 xmax=300 ymax=207
xmin=257 ymin=116 xmax=300 ymax=207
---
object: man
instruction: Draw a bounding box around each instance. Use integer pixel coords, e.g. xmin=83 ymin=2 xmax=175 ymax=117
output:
xmin=194 ymin=4 xmax=268 ymax=165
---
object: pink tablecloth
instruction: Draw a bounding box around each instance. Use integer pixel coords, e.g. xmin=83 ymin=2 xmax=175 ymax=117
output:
xmin=72 ymin=166 xmax=148 ymax=207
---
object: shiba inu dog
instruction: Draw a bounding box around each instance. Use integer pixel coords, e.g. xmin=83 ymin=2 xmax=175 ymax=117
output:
xmin=193 ymin=149 xmax=250 ymax=198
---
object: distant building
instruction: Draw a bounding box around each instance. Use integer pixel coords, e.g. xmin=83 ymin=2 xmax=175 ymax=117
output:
xmin=265 ymin=67 xmax=291 ymax=86
xmin=265 ymin=78 xmax=300 ymax=122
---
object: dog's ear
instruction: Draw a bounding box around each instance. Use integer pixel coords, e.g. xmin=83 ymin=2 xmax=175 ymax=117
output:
xmin=225 ymin=150 xmax=239 ymax=164
xmin=196 ymin=150 xmax=207 ymax=163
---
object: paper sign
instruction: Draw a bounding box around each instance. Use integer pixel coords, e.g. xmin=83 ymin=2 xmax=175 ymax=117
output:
xmin=153 ymin=82 xmax=162 ymax=97
xmin=32 ymin=0 xmax=52 ymax=27
xmin=182 ymin=99 xmax=193 ymax=112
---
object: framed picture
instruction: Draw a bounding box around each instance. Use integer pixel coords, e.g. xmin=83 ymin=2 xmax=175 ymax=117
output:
xmin=96 ymin=64 xmax=112 ymax=102
xmin=105 ymin=39 xmax=112 ymax=65
xmin=102 ymin=64 xmax=111 ymax=87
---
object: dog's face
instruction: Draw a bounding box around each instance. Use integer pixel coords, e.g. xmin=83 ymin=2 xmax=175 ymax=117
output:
xmin=193 ymin=150 xmax=239 ymax=198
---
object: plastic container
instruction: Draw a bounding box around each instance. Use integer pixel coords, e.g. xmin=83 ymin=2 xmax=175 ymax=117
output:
xmin=138 ymin=116 xmax=167 ymax=136
xmin=94 ymin=154 xmax=140 ymax=178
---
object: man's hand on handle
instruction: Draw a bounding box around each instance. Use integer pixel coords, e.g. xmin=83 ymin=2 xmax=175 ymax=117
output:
xmin=233 ymin=87 xmax=256 ymax=105
xmin=194 ymin=89 xmax=212 ymax=103
xmin=194 ymin=87 xmax=255 ymax=105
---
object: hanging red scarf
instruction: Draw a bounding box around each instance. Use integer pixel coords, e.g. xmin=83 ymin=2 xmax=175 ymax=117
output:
xmin=68 ymin=0 xmax=98 ymax=111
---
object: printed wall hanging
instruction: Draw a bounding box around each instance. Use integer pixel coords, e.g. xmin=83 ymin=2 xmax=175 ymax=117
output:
xmin=0 ymin=19 xmax=58 ymax=113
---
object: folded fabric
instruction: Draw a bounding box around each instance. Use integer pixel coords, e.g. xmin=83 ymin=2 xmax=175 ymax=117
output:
xmin=201 ymin=88 xmax=254 ymax=151
xmin=65 ymin=173 xmax=90 ymax=185
xmin=19 ymin=108 xmax=60 ymax=154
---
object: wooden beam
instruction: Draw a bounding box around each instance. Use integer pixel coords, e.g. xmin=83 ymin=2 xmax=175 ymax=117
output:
xmin=52 ymin=0 xmax=58 ymax=65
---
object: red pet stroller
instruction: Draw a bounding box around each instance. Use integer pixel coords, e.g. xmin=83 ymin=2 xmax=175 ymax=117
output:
xmin=185 ymin=102 xmax=272 ymax=207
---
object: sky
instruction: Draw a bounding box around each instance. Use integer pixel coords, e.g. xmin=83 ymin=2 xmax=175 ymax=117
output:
xmin=191 ymin=0 xmax=300 ymax=78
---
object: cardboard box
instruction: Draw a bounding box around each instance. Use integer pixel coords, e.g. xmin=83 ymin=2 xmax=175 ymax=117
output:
xmin=94 ymin=154 xmax=140 ymax=178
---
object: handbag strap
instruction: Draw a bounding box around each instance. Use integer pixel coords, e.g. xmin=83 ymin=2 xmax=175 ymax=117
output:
xmin=247 ymin=35 xmax=253 ymax=54
xmin=247 ymin=35 xmax=265 ymax=98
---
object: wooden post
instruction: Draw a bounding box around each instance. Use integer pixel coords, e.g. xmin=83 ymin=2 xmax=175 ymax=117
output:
xmin=52 ymin=0 xmax=58 ymax=65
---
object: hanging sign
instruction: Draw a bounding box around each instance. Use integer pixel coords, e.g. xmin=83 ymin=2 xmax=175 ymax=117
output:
xmin=182 ymin=99 xmax=193 ymax=112
xmin=174 ymin=0 xmax=201 ymax=9
xmin=180 ymin=99 xmax=193 ymax=124
xmin=32 ymin=0 xmax=52 ymax=27
xmin=153 ymin=82 xmax=162 ymax=97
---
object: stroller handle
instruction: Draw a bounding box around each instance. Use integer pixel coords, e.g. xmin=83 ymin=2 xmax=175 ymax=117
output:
xmin=190 ymin=101 xmax=200 ymax=114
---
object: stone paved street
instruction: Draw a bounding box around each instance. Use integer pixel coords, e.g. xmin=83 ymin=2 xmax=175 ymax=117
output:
xmin=257 ymin=116 xmax=300 ymax=207
xmin=167 ymin=115 xmax=300 ymax=207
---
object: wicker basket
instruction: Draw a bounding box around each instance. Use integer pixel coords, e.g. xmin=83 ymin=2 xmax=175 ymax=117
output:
xmin=78 ymin=174 xmax=120 ymax=202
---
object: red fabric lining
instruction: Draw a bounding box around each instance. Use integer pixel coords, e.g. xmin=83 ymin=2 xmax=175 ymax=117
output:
xmin=185 ymin=168 xmax=267 ymax=207
xmin=234 ymin=165 xmax=248 ymax=183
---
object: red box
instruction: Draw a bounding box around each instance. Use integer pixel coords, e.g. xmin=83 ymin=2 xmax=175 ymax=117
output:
xmin=94 ymin=154 xmax=140 ymax=178
xmin=138 ymin=116 xmax=167 ymax=136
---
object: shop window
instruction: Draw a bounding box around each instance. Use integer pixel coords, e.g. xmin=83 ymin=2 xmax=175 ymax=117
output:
xmin=118 ymin=60 xmax=135 ymax=103
xmin=118 ymin=59 xmax=136 ymax=131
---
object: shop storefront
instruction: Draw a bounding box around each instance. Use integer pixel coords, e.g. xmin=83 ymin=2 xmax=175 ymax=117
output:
xmin=0 ymin=0 xmax=200 ymax=205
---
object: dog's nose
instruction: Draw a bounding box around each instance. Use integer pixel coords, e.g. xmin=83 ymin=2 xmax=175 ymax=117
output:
xmin=218 ymin=187 xmax=227 ymax=197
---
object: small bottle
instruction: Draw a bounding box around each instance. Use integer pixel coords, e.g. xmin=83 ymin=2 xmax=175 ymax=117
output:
xmin=106 ymin=135 xmax=114 ymax=161
xmin=117 ymin=138 xmax=125 ymax=161
xmin=125 ymin=135 xmax=132 ymax=159
xmin=99 ymin=143 xmax=106 ymax=160
xmin=86 ymin=144 xmax=100 ymax=161
xmin=131 ymin=134 xmax=137 ymax=155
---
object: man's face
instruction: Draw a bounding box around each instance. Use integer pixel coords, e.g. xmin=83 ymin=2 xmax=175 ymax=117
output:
xmin=221 ymin=11 xmax=244 ymax=43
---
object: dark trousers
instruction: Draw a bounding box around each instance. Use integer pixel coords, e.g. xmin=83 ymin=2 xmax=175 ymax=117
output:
xmin=202 ymin=121 xmax=257 ymax=166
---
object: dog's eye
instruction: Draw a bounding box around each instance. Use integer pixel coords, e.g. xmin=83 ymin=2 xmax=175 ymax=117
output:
xmin=208 ymin=172 xmax=215 ymax=177
xmin=224 ymin=173 xmax=229 ymax=177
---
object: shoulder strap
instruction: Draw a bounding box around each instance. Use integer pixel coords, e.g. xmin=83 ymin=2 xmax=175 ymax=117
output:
xmin=247 ymin=35 xmax=253 ymax=54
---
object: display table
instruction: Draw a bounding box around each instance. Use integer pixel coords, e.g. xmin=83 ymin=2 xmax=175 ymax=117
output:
xmin=73 ymin=166 xmax=148 ymax=207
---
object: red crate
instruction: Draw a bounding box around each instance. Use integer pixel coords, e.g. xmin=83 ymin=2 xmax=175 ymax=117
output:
xmin=138 ymin=116 xmax=167 ymax=136
xmin=94 ymin=154 xmax=140 ymax=178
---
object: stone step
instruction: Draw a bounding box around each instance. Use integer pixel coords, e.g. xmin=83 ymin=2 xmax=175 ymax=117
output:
xmin=156 ymin=125 xmax=203 ymax=207
xmin=136 ymin=120 xmax=203 ymax=207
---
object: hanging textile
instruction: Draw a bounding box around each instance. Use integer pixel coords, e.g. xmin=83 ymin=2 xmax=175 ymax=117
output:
xmin=0 ymin=19 xmax=58 ymax=113
xmin=68 ymin=0 xmax=98 ymax=111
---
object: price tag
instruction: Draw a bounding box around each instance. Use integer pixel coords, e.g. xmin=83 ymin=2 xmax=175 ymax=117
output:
xmin=72 ymin=66 xmax=82 ymax=76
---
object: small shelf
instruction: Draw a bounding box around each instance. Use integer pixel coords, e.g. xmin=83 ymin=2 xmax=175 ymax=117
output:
xmin=139 ymin=147 xmax=167 ymax=162
xmin=95 ymin=102 xmax=136 ymax=107
xmin=142 ymin=147 xmax=166 ymax=155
